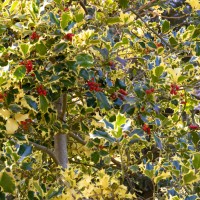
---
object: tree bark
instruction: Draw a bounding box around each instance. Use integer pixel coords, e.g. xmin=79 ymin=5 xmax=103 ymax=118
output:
xmin=54 ymin=133 xmax=68 ymax=168
xmin=54 ymin=94 xmax=68 ymax=168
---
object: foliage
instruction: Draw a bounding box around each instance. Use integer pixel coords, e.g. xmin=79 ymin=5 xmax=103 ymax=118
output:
xmin=0 ymin=0 xmax=200 ymax=199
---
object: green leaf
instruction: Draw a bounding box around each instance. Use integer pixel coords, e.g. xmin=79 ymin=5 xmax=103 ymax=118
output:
xmin=24 ymin=96 xmax=38 ymax=111
xmin=183 ymin=171 xmax=198 ymax=184
xmin=144 ymin=169 xmax=154 ymax=179
xmin=178 ymin=75 xmax=188 ymax=83
xmin=13 ymin=66 xmax=26 ymax=80
xmin=76 ymin=54 xmax=94 ymax=67
xmin=91 ymin=152 xmax=100 ymax=164
xmin=148 ymin=42 xmax=157 ymax=49
xmin=39 ymin=95 xmax=48 ymax=113
xmin=0 ymin=171 xmax=15 ymax=193
xmin=106 ymin=17 xmax=121 ymax=25
xmin=49 ymin=12 xmax=60 ymax=27
xmin=10 ymin=1 xmax=19 ymax=13
xmin=92 ymin=130 xmax=116 ymax=142
xmin=169 ymin=37 xmax=178 ymax=47
xmin=0 ymin=59 xmax=8 ymax=66
xmin=154 ymin=172 xmax=170 ymax=184
xmin=79 ymin=68 xmax=89 ymax=80
xmin=96 ymin=92 xmax=111 ymax=110
xmin=119 ymin=0 xmax=129 ymax=8
xmin=192 ymin=153 xmax=200 ymax=169
xmin=162 ymin=20 xmax=170 ymax=33
xmin=192 ymin=28 xmax=200 ymax=38
xmin=20 ymin=43 xmax=29 ymax=57
xmin=114 ymin=113 xmax=126 ymax=129
xmin=74 ymin=13 xmax=84 ymax=23
xmin=54 ymin=0 xmax=61 ymax=4
xmin=195 ymin=42 xmax=200 ymax=56
xmin=53 ymin=43 xmax=67 ymax=53
xmin=35 ymin=42 xmax=47 ymax=56
xmin=154 ymin=66 xmax=164 ymax=77
xmin=61 ymin=12 xmax=71 ymax=30
xmin=33 ymin=181 xmax=43 ymax=197
xmin=0 ymin=24 xmax=7 ymax=34
xmin=9 ymin=104 xmax=22 ymax=113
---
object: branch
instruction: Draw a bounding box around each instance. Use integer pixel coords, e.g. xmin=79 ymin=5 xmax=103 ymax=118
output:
xmin=68 ymin=133 xmax=86 ymax=145
xmin=138 ymin=0 xmax=157 ymax=12
xmin=161 ymin=14 xmax=189 ymax=19
xmin=29 ymin=141 xmax=60 ymax=165
xmin=79 ymin=0 xmax=88 ymax=15
xmin=130 ymin=9 xmax=172 ymax=49
xmin=61 ymin=93 xmax=67 ymax=121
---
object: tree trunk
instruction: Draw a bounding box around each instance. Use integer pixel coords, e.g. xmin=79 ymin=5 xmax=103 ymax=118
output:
xmin=54 ymin=94 xmax=68 ymax=168
xmin=54 ymin=133 xmax=68 ymax=168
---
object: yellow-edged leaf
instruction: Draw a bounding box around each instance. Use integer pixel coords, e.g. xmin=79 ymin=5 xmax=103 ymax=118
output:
xmin=6 ymin=118 xmax=19 ymax=134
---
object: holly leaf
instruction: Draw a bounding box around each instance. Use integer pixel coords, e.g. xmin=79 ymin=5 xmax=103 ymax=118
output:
xmin=39 ymin=95 xmax=48 ymax=113
xmin=76 ymin=54 xmax=94 ymax=67
xmin=14 ymin=66 xmax=26 ymax=80
xmin=162 ymin=20 xmax=170 ymax=33
xmin=20 ymin=43 xmax=29 ymax=57
xmin=0 ymin=171 xmax=16 ymax=193
xmin=96 ymin=92 xmax=111 ymax=110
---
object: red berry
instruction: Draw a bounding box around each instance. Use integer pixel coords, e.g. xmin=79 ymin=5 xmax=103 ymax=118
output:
xmin=180 ymin=101 xmax=187 ymax=105
xmin=37 ymin=85 xmax=47 ymax=96
xmin=118 ymin=89 xmax=128 ymax=96
xmin=20 ymin=60 xmax=33 ymax=73
xmin=87 ymin=79 xmax=102 ymax=92
xmin=189 ymin=124 xmax=199 ymax=130
xmin=145 ymin=88 xmax=154 ymax=95
xmin=142 ymin=124 xmax=151 ymax=135
xmin=64 ymin=33 xmax=74 ymax=41
xmin=30 ymin=32 xmax=40 ymax=40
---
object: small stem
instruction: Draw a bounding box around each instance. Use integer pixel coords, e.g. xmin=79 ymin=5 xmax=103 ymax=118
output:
xmin=29 ymin=141 xmax=59 ymax=165
xmin=130 ymin=9 xmax=172 ymax=49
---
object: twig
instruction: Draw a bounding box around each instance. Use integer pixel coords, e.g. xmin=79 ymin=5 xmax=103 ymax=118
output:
xmin=130 ymin=9 xmax=172 ymax=49
xmin=138 ymin=0 xmax=157 ymax=12
xmin=68 ymin=133 xmax=86 ymax=145
xmin=161 ymin=14 xmax=189 ymax=19
xmin=79 ymin=1 xmax=88 ymax=15
xmin=29 ymin=141 xmax=60 ymax=165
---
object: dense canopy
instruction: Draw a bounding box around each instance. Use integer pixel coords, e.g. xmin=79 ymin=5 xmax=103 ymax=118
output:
xmin=0 ymin=0 xmax=200 ymax=199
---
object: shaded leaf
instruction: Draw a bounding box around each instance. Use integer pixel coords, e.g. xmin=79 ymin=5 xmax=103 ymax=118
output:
xmin=39 ymin=95 xmax=48 ymax=113
xmin=96 ymin=92 xmax=111 ymax=110
xmin=76 ymin=54 xmax=94 ymax=67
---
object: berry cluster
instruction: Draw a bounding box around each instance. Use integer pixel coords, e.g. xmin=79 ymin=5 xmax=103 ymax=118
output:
xmin=142 ymin=124 xmax=151 ymax=135
xmin=21 ymin=119 xmax=32 ymax=130
xmin=30 ymin=32 xmax=40 ymax=40
xmin=111 ymin=89 xmax=128 ymax=101
xmin=87 ymin=78 xmax=102 ymax=92
xmin=64 ymin=33 xmax=74 ymax=41
xmin=37 ymin=85 xmax=47 ymax=96
xmin=145 ymin=88 xmax=154 ymax=95
xmin=170 ymin=84 xmax=180 ymax=95
xmin=20 ymin=60 xmax=33 ymax=73
xmin=189 ymin=124 xmax=199 ymax=130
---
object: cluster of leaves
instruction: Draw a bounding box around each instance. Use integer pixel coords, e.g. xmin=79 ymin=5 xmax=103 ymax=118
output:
xmin=0 ymin=0 xmax=200 ymax=199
